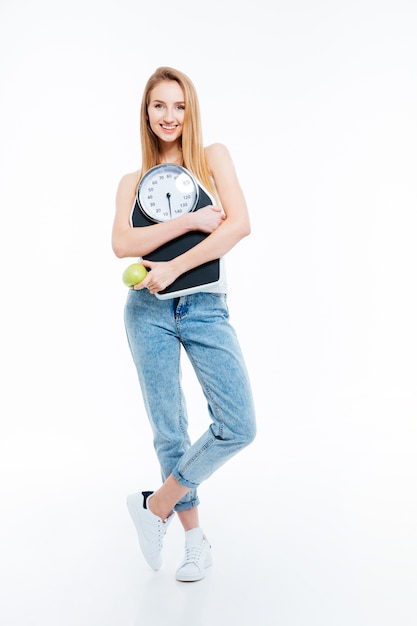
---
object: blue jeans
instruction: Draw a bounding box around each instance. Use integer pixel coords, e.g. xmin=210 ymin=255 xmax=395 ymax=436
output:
xmin=124 ymin=289 xmax=256 ymax=512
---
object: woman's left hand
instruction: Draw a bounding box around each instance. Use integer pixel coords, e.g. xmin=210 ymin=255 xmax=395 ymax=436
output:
xmin=133 ymin=259 xmax=180 ymax=294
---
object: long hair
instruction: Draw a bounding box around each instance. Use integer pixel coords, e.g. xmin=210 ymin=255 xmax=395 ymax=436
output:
xmin=139 ymin=67 xmax=216 ymax=199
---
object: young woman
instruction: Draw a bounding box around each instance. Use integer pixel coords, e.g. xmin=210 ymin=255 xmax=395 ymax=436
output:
xmin=112 ymin=66 xmax=256 ymax=582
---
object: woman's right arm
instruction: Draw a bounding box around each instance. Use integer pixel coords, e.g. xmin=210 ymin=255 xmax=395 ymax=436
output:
xmin=111 ymin=171 xmax=224 ymax=259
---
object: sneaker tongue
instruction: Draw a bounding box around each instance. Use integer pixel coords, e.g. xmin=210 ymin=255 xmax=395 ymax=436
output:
xmin=185 ymin=528 xmax=204 ymax=545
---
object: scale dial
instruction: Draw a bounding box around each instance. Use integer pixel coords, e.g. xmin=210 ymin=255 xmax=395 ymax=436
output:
xmin=137 ymin=163 xmax=199 ymax=223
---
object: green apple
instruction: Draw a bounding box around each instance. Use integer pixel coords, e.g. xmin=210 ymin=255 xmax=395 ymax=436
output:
xmin=122 ymin=263 xmax=148 ymax=287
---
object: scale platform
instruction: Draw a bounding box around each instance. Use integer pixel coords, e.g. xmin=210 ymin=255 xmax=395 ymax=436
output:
xmin=130 ymin=185 xmax=221 ymax=299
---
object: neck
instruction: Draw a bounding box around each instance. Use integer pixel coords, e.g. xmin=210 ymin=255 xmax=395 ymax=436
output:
xmin=160 ymin=148 xmax=183 ymax=166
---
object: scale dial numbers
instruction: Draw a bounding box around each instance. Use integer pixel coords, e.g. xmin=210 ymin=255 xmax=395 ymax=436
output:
xmin=137 ymin=164 xmax=199 ymax=223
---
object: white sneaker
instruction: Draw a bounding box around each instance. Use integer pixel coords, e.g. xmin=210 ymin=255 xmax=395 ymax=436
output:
xmin=127 ymin=490 xmax=174 ymax=571
xmin=176 ymin=528 xmax=212 ymax=582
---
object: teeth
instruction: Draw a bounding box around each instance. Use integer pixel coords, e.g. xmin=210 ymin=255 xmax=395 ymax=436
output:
xmin=162 ymin=125 xmax=175 ymax=130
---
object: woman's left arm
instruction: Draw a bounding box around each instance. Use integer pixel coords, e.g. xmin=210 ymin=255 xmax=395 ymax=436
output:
xmin=172 ymin=143 xmax=250 ymax=267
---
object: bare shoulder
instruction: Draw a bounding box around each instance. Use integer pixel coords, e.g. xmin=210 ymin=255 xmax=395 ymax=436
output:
xmin=117 ymin=170 xmax=141 ymax=195
xmin=204 ymin=143 xmax=233 ymax=172
xmin=204 ymin=143 xmax=239 ymax=187
xmin=115 ymin=170 xmax=141 ymax=208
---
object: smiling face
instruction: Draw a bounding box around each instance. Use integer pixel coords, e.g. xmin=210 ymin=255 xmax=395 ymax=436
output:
xmin=147 ymin=80 xmax=185 ymax=146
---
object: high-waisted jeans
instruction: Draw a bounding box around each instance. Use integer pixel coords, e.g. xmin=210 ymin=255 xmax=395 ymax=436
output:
xmin=124 ymin=289 xmax=256 ymax=512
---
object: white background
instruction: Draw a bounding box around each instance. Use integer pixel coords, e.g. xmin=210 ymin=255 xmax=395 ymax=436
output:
xmin=0 ymin=1 xmax=416 ymax=625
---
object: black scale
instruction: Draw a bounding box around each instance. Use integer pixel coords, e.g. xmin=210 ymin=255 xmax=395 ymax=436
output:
xmin=130 ymin=164 xmax=221 ymax=299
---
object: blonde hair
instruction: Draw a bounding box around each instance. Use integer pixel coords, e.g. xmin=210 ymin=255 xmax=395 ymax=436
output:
xmin=139 ymin=66 xmax=216 ymax=198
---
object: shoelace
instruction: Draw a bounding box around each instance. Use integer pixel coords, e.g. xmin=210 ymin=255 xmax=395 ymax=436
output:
xmin=182 ymin=545 xmax=203 ymax=564
xmin=144 ymin=517 xmax=165 ymax=547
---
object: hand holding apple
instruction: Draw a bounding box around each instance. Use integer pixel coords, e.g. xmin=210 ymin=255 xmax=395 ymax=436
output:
xmin=122 ymin=263 xmax=148 ymax=288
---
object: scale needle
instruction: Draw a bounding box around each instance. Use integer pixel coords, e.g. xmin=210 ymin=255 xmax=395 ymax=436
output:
xmin=166 ymin=192 xmax=172 ymax=217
